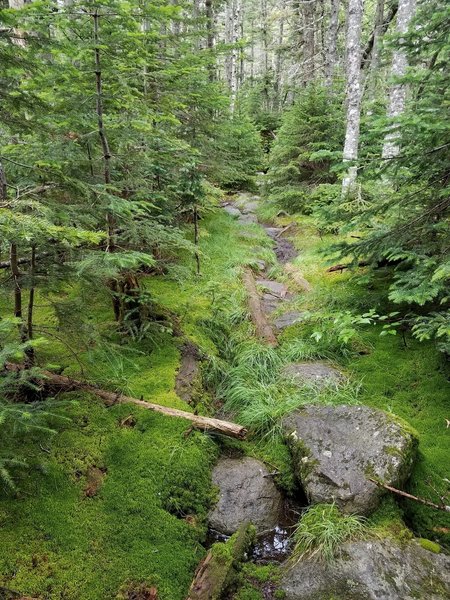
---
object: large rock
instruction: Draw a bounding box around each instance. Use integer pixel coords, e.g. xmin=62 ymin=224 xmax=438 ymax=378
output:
xmin=209 ymin=457 xmax=283 ymax=535
xmin=281 ymin=539 xmax=450 ymax=600
xmin=283 ymin=405 xmax=417 ymax=515
xmin=223 ymin=204 xmax=242 ymax=217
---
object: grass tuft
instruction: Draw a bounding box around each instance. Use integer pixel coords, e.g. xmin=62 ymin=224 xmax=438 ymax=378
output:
xmin=292 ymin=503 xmax=368 ymax=563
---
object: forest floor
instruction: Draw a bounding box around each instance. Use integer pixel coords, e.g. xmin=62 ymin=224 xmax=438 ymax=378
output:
xmin=0 ymin=187 xmax=449 ymax=599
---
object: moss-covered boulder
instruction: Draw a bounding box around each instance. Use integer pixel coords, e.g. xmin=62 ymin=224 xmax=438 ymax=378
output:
xmin=283 ymin=405 xmax=417 ymax=515
xmin=281 ymin=538 xmax=450 ymax=599
xmin=209 ymin=457 xmax=283 ymax=535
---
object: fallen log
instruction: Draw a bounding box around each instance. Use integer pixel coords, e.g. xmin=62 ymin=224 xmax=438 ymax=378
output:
xmin=187 ymin=522 xmax=255 ymax=600
xmin=242 ymin=268 xmax=278 ymax=347
xmin=368 ymin=478 xmax=450 ymax=513
xmin=4 ymin=363 xmax=248 ymax=440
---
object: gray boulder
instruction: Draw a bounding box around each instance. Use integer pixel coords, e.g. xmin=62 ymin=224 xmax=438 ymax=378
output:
xmin=223 ymin=205 xmax=242 ymax=217
xmin=281 ymin=539 xmax=450 ymax=600
xmin=209 ymin=457 xmax=283 ymax=535
xmin=283 ymin=405 xmax=417 ymax=515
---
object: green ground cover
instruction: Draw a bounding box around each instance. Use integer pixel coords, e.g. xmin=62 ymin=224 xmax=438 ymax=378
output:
xmin=0 ymin=201 xmax=448 ymax=599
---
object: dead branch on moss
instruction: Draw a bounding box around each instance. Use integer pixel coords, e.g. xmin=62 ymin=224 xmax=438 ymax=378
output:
xmin=4 ymin=363 xmax=248 ymax=440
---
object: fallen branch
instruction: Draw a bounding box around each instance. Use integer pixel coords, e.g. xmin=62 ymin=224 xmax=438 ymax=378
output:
xmin=275 ymin=222 xmax=295 ymax=238
xmin=327 ymin=260 xmax=369 ymax=273
xmin=368 ymin=478 xmax=450 ymax=513
xmin=187 ymin=522 xmax=255 ymax=600
xmin=242 ymin=268 xmax=278 ymax=347
xmin=4 ymin=363 xmax=248 ymax=439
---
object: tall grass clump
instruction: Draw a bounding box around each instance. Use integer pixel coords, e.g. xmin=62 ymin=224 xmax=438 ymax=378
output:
xmin=292 ymin=503 xmax=367 ymax=562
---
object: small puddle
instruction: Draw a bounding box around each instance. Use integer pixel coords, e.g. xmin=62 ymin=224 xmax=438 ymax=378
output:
xmin=205 ymin=501 xmax=302 ymax=563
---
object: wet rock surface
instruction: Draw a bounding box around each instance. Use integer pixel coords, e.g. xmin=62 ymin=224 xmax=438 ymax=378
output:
xmin=281 ymin=539 xmax=450 ymax=600
xmin=263 ymin=227 xmax=298 ymax=263
xmin=209 ymin=457 xmax=283 ymax=535
xmin=283 ymin=361 xmax=344 ymax=388
xmin=283 ymin=404 xmax=417 ymax=515
xmin=273 ymin=311 xmax=306 ymax=330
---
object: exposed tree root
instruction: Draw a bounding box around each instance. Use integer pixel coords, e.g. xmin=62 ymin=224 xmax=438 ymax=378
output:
xmin=242 ymin=268 xmax=278 ymax=347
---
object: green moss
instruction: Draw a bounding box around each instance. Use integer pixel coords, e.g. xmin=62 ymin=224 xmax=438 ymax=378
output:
xmin=417 ymin=538 xmax=441 ymax=553
xmin=368 ymin=497 xmax=413 ymax=542
xmin=234 ymin=563 xmax=283 ymax=600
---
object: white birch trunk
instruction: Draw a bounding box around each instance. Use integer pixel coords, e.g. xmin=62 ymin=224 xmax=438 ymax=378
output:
xmin=381 ymin=0 xmax=416 ymax=158
xmin=325 ymin=0 xmax=340 ymax=87
xmin=342 ymin=0 xmax=364 ymax=195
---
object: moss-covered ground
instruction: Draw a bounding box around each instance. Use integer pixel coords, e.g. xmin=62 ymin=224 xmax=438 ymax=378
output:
xmin=0 ymin=208 xmax=274 ymax=599
xmin=0 ymin=198 xmax=448 ymax=599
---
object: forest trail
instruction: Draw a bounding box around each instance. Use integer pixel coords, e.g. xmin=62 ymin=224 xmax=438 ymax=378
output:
xmin=199 ymin=191 xmax=345 ymax=566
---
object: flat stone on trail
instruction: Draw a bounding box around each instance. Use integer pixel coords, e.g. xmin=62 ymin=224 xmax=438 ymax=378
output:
xmin=283 ymin=405 xmax=417 ymax=515
xmin=256 ymin=278 xmax=289 ymax=298
xmin=281 ymin=538 xmax=450 ymax=600
xmin=282 ymin=361 xmax=344 ymax=387
xmin=209 ymin=457 xmax=283 ymax=535
xmin=261 ymin=293 xmax=282 ymax=314
xmin=273 ymin=311 xmax=306 ymax=330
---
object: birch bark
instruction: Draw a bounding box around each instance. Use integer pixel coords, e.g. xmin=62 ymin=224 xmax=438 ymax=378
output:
xmin=325 ymin=0 xmax=340 ymax=87
xmin=301 ymin=0 xmax=316 ymax=85
xmin=382 ymin=0 xmax=416 ymax=158
xmin=342 ymin=0 xmax=364 ymax=194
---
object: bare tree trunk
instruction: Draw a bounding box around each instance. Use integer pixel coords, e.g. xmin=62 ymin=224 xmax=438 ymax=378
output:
xmin=229 ymin=0 xmax=241 ymax=112
xmin=10 ymin=243 xmax=27 ymax=345
xmin=193 ymin=205 xmax=201 ymax=276
xmin=301 ymin=0 xmax=316 ymax=86
xmin=0 ymin=161 xmax=7 ymax=203
xmin=274 ymin=4 xmax=285 ymax=109
xmin=205 ymin=0 xmax=215 ymax=80
xmin=93 ymin=9 xmax=115 ymax=252
xmin=260 ymin=0 xmax=270 ymax=107
xmin=341 ymin=0 xmax=364 ymax=195
xmin=325 ymin=0 xmax=340 ymax=87
xmin=382 ymin=0 xmax=416 ymax=158
xmin=25 ymin=245 xmax=36 ymax=366
xmin=360 ymin=2 xmax=397 ymax=70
